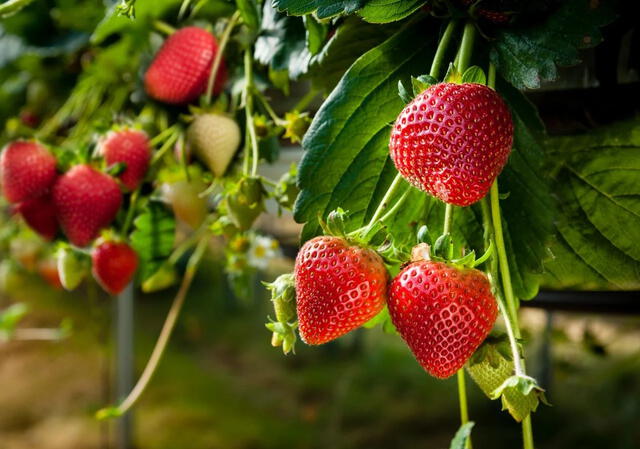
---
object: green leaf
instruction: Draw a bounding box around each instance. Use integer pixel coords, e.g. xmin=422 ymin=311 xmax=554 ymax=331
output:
xmin=130 ymin=201 xmax=176 ymax=282
xmin=0 ymin=303 xmax=28 ymax=340
xmin=449 ymin=422 xmax=475 ymax=449
xmin=273 ymin=0 xmax=366 ymax=19
xmin=254 ymin=3 xmax=311 ymax=79
xmin=543 ymin=121 xmax=640 ymax=290
xmin=237 ymin=0 xmax=261 ymax=31
xmin=303 ymin=15 xmax=327 ymax=56
xmin=308 ymin=17 xmax=400 ymax=93
xmin=461 ymin=66 xmax=486 ymax=84
xmin=358 ymin=0 xmax=425 ymax=24
xmin=490 ymin=0 xmax=614 ymax=89
xmin=91 ymin=0 xmax=184 ymax=44
xmin=397 ymin=80 xmax=412 ymax=103
xmin=294 ymin=19 xmax=437 ymax=241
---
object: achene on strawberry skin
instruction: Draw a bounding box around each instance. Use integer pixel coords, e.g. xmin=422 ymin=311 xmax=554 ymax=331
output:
xmin=388 ymin=259 xmax=498 ymax=379
xmin=294 ymin=236 xmax=388 ymax=345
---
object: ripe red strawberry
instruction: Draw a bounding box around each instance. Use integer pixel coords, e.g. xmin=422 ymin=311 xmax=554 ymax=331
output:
xmin=294 ymin=236 xmax=388 ymax=345
xmin=92 ymin=240 xmax=138 ymax=295
xmin=388 ymin=258 xmax=498 ymax=378
xmin=53 ymin=165 xmax=122 ymax=247
xmin=1 ymin=140 xmax=57 ymax=203
xmin=389 ymin=83 xmax=513 ymax=206
xmin=100 ymin=129 xmax=151 ymax=190
xmin=15 ymin=195 xmax=58 ymax=241
xmin=144 ymin=27 xmax=227 ymax=105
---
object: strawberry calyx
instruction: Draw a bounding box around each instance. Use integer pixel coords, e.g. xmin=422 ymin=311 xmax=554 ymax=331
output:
xmin=56 ymin=244 xmax=90 ymax=291
xmin=263 ymin=273 xmax=298 ymax=355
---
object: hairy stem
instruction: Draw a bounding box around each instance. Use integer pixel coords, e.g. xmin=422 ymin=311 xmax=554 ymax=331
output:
xmin=97 ymin=236 xmax=209 ymax=419
xmin=205 ymin=11 xmax=240 ymax=106
xmin=430 ymin=20 xmax=458 ymax=79
xmin=366 ymin=173 xmax=404 ymax=229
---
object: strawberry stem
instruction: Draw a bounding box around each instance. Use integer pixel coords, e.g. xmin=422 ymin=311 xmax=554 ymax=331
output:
xmin=430 ymin=20 xmax=458 ymax=79
xmin=457 ymin=370 xmax=473 ymax=449
xmin=0 ymin=0 xmax=35 ymax=18
xmin=243 ymin=50 xmax=260 ymax=177
xmin=457 ymin=21 xmax=476 ymax=73
xmin=152 ymin=20 xmax=176 ymax=36
xmin=96 ymin=234 xmax=209 ymax=420
xmin=443 ymin=203 xmax=454 ymax=235
xmin=205 ymin=11 xmax=240 ymax=106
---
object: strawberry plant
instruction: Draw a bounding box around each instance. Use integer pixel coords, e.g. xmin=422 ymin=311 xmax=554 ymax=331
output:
xmin=0 ymin=0 xmax=638 ymax=448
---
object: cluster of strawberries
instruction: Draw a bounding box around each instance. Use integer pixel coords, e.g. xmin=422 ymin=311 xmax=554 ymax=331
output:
xmin=293 ymin=82 xmax=514 ymax=378
xmin=1 ymin=131 xmax=149 ymax=294
xmin=1 ymin=26 xmax=230 ymax=295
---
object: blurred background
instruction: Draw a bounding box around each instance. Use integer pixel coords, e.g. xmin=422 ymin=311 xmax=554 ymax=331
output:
xmin=1 ymin=1 xmax=640 ymax=449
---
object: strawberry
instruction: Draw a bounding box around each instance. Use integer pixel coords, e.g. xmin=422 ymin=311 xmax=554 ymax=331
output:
xmin=92 ymin=240 xmax=138 ymax=295
xmin=53 ymin=165 xmax=122 ymax=247
xmin=187 ymin=114 xmax=241 ymax=177
xmin=0 ymin=140 xmax=57 ymax=203
xmin=161 ymin=179 xmax=208 ymax=229
xmin=99 ymin=129 xmax=151 ymax=190
xmin=294 ymin=236 xmax=388 ymax=345
xmin=389 ymin=83 xmax=513 ymax=206
xmin=388 ymin=256 xmax=498 ymax=378
xmin=144 ymin=27 xmax=227 ymax=105
xmin=14 ymin=194 xmax=58 ymax=241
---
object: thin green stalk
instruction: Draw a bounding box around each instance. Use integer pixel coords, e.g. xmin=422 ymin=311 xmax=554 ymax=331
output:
xmin=430 ymin=20 xmax=458 ymax=79
xmin=243 ymin=50 xmax=260 ymax=177
xmin=367 ymin=173 xmax=404 ymax=228
xmin=96 ymin=235 xmax=209 ymax=419
xmin=150 ymin=130 xmax=180 ymax=166
xmin=488 ymin=63 xmax=497 ymax=89
xmin=149 ymin=125 xmax=177 ymax=147
xmin=205 ymin=11 xmax=240 ymax=106
xmin=457 ymin=21 xmax=476 ymax=73
xmin=120 ymin=189 xmax=140 ymax=236
xmin=377 ymin=185 xmax=411 ymax=223
xmin=457 ymin=370 xmax=472 ymax=449
xmin=293 ymin=88 xmax=320 ymax=112
xmin=153 ymin=20 xmax=175 ymax=36
xmin=443 ymin=203 xmax=454 ymax=235
xmin=254 ymin=90 xmax=286 ymax=126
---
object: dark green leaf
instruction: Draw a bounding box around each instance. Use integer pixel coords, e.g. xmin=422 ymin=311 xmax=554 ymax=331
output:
xmin=543 ymin=121 xmax=640 ymax=290
xmin=490 ymin=0 xmax=614 ymax=89
xmin=273 ymin=0 xmax=365 ymax=19
xmin=130 ymin=201 xmax=176 ymax=282
xmin=254 ymin=3 xmax=310 ymax=79
xmin=308 ymin=17 xmax=400 ymax=93
xmin=237 ymin=0 xmax=261 ymax=31
xmin=449 ymin=422 xmax=475 ymax=449
xmin=294 ymin=19 xmax=437 ymax=241
xmin=358 ymin=0 xmax=425 ymax=24
xmin=303 ymin=15 xmax=327 ymax=56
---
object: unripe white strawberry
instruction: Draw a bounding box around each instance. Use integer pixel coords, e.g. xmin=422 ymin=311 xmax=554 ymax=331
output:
xmin=187 ymin=114 xmax=241 ymax=177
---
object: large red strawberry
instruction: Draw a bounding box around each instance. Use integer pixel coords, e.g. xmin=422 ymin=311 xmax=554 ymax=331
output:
xmin=144 ymin=27 xmax=227 ymax=105
xmin=53 ymin=165 xmax=122 ymax=247
xmin=388 ymin=254 xmax=498 ymax=378
xmin=100 ymin=129 xmax=151 ymax=190
xmin=0 ymin=140 xmax=57 ymax=203
xmin=15 ymin=194 xmax=58 ymax=241
xmin=294 ymin=236 xmax=388 ymax=345
xmin=389 ymin=83 xmax=513 ymax=206
xmin=92 ymin=240 xmax=138 ymax=295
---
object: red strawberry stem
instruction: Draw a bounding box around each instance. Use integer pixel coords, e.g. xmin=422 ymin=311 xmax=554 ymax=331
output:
xmin=243 ymin=50 xmax=260 ymax=177
xmin=204 ymin=11 xmax=240 ymax=106
xmin=96 ymin=235 xmax=209 ymax=420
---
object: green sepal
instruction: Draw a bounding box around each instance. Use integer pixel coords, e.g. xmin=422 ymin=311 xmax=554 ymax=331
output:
xmin=397 ymin=80 xmax=412 ymax=104
xmin=416 ymin=225 xmax=433 ymax=246
xmin=449 ymin=422 xmax=475 ymax=449
xmin=461 ymin=66 xmax=486 ymax=84
xmin=225 ymin=176 xmax=266 ymax=231
xmin=141 ymin=263 xmax=177 ymax=293
xmin=433 ymin=233 xmax=453 ymax=260
xmin=443 ymin=62 xmax=462 ymax=84
xmin=411 ymin=74 xmax=437 ymax=96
